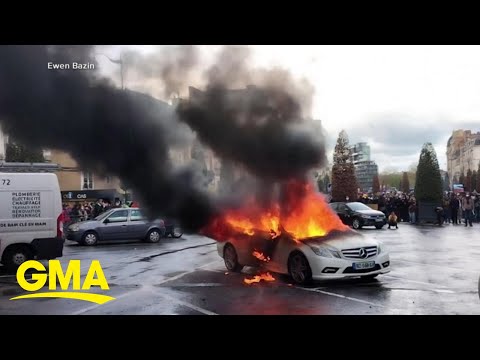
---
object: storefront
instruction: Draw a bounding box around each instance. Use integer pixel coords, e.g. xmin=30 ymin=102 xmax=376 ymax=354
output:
xmin=61 ymin=189 xmax=123 ymax=204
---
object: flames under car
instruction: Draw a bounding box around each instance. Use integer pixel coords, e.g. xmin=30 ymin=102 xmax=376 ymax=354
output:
xmin=216 ymin=229 xmax=390 ymax=285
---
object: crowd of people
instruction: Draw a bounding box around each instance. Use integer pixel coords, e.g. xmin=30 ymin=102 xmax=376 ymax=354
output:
xmin=440 ymin=192 xmax=480 ymax=226
xmin=61 ymin=198 xmax=140 ymax=225
xmin=354 ymin=191 xmax=479 ymax=226
xmin=356 ymin=193 xmax=419 ymax=224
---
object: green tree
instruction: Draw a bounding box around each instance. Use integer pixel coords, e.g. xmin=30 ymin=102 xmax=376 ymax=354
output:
xmin=5 ymin=142 xmax=45 ymax=163
xmin=372 ymin=174 xmax=380 ymax=194
xmin=414 ymin=143 xmax=443 ymax=203
xmin=379 ymin=172 xmax=402 ymax=190
xmin=331 ymin=130 xmax=358 ymax=201
xmin=465 ymin=168 xmax=472 ymax=192
xmin=443 ymin=172 xmax=450 ymax=192
xmin=471 ymin=170 xmax=477 ymax=192
xmin=401 ymin=172 xmax=410 ymax=193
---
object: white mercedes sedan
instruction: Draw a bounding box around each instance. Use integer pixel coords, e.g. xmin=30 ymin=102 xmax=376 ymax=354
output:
xmin=217 ymin=229 xmax=390 ymax=285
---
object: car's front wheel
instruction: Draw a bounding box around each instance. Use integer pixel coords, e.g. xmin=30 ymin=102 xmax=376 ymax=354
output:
xmin=223 ymin=244 xmax=244 ymax=272
xmin=352 ymin=218 xmax=362 ymax=230
xmin=82 ymin=231 xmax=99 ymax=246
xmin=375 ymin=224 xmax=384 ymax=229
xmin=288 ymin=251 xmax=312 ymax=285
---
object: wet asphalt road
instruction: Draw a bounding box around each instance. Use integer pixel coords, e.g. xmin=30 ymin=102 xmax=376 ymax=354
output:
xmin=1 ymin=223 xmax=479 ymax=315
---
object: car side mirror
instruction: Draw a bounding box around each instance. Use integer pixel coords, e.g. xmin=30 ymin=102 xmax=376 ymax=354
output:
xmin=104 ymin=218 xmax=110 ymax=224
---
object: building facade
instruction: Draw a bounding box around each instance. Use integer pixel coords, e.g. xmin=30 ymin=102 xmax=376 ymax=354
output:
xmin=446 ymin=129 xmax=480 ymax=183
xmin=350 ymin=142 xmax=371 ymax=164
xmin=48 ymin=150 xmax=122 ymax=193
xmin=350 ymin=142 xmax=378 ymax=192
xmin=355 ymin=160 xmax=378 ymax=193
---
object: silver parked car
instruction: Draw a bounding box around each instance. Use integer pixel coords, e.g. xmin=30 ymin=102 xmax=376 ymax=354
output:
xmin=66 ymin=208 xmax=166 ymax=246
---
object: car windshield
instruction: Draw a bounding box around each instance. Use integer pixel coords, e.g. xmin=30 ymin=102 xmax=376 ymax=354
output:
xmin=94 ymin=209 xmax=115 ymax=221
xmin=347 ymin=202 xmax=372 ymax=211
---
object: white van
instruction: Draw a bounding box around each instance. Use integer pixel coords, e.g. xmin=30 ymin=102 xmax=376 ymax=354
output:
xmin=0 ymin=172 xmax=64 ymax=270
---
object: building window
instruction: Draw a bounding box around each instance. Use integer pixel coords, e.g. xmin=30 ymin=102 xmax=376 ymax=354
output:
xmin=105 ymin=176 xmax=111 ymax=184
xmin=82 ymin=172 xmax=94 ymax=190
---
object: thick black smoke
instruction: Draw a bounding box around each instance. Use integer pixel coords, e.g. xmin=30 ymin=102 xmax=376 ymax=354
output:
xmin=0 ymin=45 xmax=327 ymax=232
xmin=0 ymin=45 xmax=214 ymax=231
xmin=177 ymin=84 xmax=326 ymax=180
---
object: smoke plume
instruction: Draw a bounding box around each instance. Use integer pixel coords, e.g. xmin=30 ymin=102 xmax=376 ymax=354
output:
xmin=121 ymin=45 xmax=201 ymax=100
xmin=176 ymin=85 xmax=326 ymax=180
xmin=0 ymin=45 xmax=213 ymax=231
xmin=0 ymin=45 xmax=326 ymax=231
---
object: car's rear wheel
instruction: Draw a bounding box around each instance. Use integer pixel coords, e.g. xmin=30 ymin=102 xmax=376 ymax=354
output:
xmin=2 ymin=245 xmax=33 ymax=271
xmin=375 ymin=224 xmax=384 ymax=229
xmin=288 ymin=251 xmax=312 ymax=285
xmin=82 ymin=231 xmax=99 ymax=246
xmin=352 ymin=218 xmax=362 ymax=230
xmin=171 ymin=227 xmax=183 ymax=238
xmin=146 ymin=229 xmax=161 ymax=243
xmin=223 ymin=244 xmax=244 ymax=272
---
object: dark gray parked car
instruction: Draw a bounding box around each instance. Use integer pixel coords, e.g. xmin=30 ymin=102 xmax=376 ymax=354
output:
xmin=66 ymin=208 xmax=166 ymax=246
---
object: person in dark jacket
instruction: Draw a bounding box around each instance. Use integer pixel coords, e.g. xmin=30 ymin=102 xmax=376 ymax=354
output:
xmin=435 ymin=206 xmax=444 ymax=226
xmin=449 ymin=194 xmax=460 ymax=225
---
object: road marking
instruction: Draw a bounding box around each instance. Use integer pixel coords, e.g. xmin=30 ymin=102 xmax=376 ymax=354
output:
xmin=394 ymin=259 xmax=480 ymax=274
xmin=203 ymin=269 xmax=227 ymax=274
xmin=298 ymin=287 xmax=384 ymax=308
xmin=154 ymin=292 xmax=218 ymax=315
xmin=71 ymin=259 xmax=220 ymax=315
xmin=70 ymin=291 xmax=136 ymax=315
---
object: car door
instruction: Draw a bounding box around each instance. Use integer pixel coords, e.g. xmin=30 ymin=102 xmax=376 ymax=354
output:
xmin=99 ymin=209 xmax=130 ymax=240
xmin=128 ymin=209 xmax=149 ymax=239
xmin=337 ymin=203 xmax=351 ymax=225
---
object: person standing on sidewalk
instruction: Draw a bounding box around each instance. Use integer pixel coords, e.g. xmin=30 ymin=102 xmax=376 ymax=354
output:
xmin=474 ymin=195 xmax=480 ymax=223
xmin=461 ymin=193 xmax=474 ymax=227
xmin=449 ymin=193 xmax=460 ymax=225
xmin=408 ymin=201 xmax=417 ymax=224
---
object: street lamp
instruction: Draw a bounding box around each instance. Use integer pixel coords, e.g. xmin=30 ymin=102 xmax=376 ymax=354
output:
xmin=95 ymin=52 xmax=125 ymax=90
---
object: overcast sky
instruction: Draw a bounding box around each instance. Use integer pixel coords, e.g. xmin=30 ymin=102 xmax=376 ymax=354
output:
xmin=100 ymin=45 xmax=480 ymax=173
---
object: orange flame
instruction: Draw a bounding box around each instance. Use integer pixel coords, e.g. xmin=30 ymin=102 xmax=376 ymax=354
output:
xmin=203 ymin=180 xmax=348 ymax=242
xmin=253 ymin=250 xmax=271 ymax=262
xmin=244 ymin=272 xmax=276 ymax=285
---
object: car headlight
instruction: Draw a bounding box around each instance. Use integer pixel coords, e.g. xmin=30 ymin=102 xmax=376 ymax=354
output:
xmin=309 ymin=245 xmax=341 ymax=258
xmin=377 ymin=243 xmax=383 ymax=255
xmin=69 ymin=224 xmax=80 ymax=232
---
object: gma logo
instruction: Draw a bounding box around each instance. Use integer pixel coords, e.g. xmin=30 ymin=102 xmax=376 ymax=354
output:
xmin=10 ymin=260 xmax=116 ymax=305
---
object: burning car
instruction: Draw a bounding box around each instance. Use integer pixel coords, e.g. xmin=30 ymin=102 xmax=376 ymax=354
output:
xmin=216 ymin=229 xmax=390 ymax=285
xmin=204 ymin=181 xmax=390 ymax=285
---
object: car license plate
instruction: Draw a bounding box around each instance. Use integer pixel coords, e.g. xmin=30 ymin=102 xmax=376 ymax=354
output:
xmin=375 ymin=218 xmax=383 ymax=222
xmin=353 ymin=261 xmax=375 ymax=270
